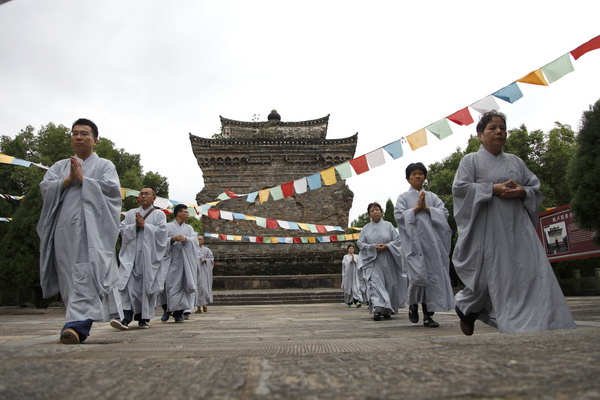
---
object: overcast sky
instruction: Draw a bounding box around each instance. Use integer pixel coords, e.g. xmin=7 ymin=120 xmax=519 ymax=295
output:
xmin=1 ymin=1 xmax=599 ymax=224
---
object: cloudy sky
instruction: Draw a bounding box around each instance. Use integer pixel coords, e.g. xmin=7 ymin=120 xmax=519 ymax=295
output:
xmin=1 ymin=1 xmax=599 ymax=224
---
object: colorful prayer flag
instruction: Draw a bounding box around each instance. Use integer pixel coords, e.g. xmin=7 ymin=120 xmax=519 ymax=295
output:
xmin=542 ymin=54 xmax=574 ymax=84
xmin=517 ymin=69 xmax=549 ymax=86
xmin=492 ymin=82 xmax=523 ymax=104
xmin=446 ymin=107 xmax=474 ymax=126
xmin=320 ymin=167 xmax=337 ymax=186
xmin=349 ymin=155 xmax=369 ymax=175
xmin=427 ymin=119 xmax=453 ymax=140
xmin=570 ymin=35 xmax=600 ymax=60
xmin=383 ymin=139 xmax=404 ymax=160
xmin=406 ymin=128 xmax=427 ymax=151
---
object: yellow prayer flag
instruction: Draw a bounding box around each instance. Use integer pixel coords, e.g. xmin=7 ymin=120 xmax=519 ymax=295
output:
xmin=245 ymin=215 xmax=256 ymax=221
xmin=406 ymin=128 xmax=427 ymax=151
xmin=320 ymin=167 xmax=337 ymax=186
xmin=308 ymin=237 xmax=317 ymax=243
xmin=234 ymin=236 xmax=242 ymax=241
xmin=121 ymin=188 xmax=127 ymax=199
xmin=0 ymin=154 xmax=15 ymax=164
xmin=516 ymin=69 xmax=549 ymax=86
xmin=271 ymin=237 xmax=278 ymax=244
xmin=352 ymin=233 xmax=361 ymax=240
xmin=344 ymin=234 xmax=353 ymax=241
xmin=259 ymin=189 xmax=270 ymax=204
xmin=298 ymin=223 xmax=310 ymax=231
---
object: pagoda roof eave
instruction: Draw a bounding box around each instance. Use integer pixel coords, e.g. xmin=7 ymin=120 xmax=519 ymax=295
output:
xmin=219 ymin=114 xmax=330 ymax=127
xmin=189 ymin=132 xmax=358 ymax=144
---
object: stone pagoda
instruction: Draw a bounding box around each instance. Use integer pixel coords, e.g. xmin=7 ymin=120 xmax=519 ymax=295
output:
xmin=189 ymin=110 xmax=358 ymax=289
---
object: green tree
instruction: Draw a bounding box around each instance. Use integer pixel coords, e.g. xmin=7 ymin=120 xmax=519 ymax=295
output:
xmin=567 ymin=98 xmax=600 ymax=243
xmin=350 ymin=212 xmax=370 ymax=229
xmin=383 ymin=198 xmax=397 ymax=227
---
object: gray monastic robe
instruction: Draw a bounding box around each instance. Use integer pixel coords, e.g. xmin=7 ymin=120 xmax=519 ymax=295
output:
xmin=357 ymin=220 xmax=407 ymax=314
xmin=341 ymin=253 xmax=365 ymax=304
xmin=394 ymin=187 xmax=455 ymax=312
xmin=452 ymin=146 xmax=576 ymax=333
xmin=37 ymin=153 xmax=122 ymax=323
xmin=160 ymin=221 xmax=198 ymax=312
xmin=195 ymin=245 xmax=214 ymax=307
xmin=117 ymin=206 xmax=167 ymax=320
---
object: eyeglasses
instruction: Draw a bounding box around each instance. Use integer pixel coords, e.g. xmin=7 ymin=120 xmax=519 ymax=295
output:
xmin=71 ymin=130 xmax=92 ymax=137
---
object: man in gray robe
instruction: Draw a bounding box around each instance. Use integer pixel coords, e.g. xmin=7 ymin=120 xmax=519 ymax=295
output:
xmin=453 ymin=111 xmax=576 ymax=335
xmin=159 ymin=204 xmax=198 ymax=323
xmin=194 ymin=235 xmax=214 ymax=314
xmin=37 ymin=118 xmax=122 ymax=344
xmin=111 ymin=187 xmax=167 ymax=330
xmin=395 ymin=162 xmax=455 ymax=328
xmin=357 ymin=202 xmax=407 ymax=321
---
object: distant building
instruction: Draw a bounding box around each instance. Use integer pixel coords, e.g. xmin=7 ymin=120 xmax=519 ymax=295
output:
xmin=189 ymin=110 xmax=358 ymax=287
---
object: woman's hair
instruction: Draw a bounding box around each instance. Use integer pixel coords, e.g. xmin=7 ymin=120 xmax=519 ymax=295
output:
xmin=367 ymin=202 xmax=382 ymax=214
xmin=405 ymin=162 xmax=427 ymax=180
xmin=347 ymin=244 xmax=356 ymax=250
xmin=476 ymin=111 xmax=506 ymax=134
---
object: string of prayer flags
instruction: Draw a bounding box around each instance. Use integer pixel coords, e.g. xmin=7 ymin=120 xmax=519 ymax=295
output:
xmin=203 ymin=232 xmax=361 ymax=244
xmin=0 ymin=153 xmax=32 ymax=167
xmin=0 ymin=194 xmax=24 ymax=200
xmin=0 ymin=217 xmax=12 ymax=222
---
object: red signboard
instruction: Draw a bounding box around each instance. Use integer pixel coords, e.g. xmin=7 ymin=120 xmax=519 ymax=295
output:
xmin=537 ymin=204 xmax=600 ymax=262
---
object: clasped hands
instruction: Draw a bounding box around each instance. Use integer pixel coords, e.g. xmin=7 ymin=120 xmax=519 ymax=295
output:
xmin=493 ymin=180 xmax=526 ymax=199
xmin=63 ymin=156 xmax=83 ymax=188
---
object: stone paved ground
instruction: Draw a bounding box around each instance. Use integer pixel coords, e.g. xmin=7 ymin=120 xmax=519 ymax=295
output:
xmin=0 ymin=297 xmax=599 ymax=400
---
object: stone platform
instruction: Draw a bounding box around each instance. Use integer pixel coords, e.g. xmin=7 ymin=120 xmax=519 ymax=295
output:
xmin=0 ymin=296 xmax=599 ymax=399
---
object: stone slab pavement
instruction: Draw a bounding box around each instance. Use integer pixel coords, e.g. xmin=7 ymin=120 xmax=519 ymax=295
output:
xmin=0 ymin=297 xmax=599 ymax=400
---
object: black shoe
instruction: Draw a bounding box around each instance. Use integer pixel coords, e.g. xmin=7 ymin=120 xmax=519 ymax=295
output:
xmin=408 ymin=304 xmax=419 ymax=323
xmin=455 ymin=305 xmax=476 ymax=336
xmin=110 ymin=319 xmax=129 ymax=331
xmin=174 ymin=315 xmax=184 ymax=323
xmin=383 ymin=313 xmax=391 ymax=319
xmin=373 ymin=312 xmax=382 ymax=321
xmin=423 ymin=316 xmax=439 ymax=328
xmin=161 ymin=312 xmax=171 ymax=322
xmin=138 ymin=321 xmax=149 ymax=329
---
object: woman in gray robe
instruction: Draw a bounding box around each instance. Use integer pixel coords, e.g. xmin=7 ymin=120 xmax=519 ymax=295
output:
xmin=341 ymin=244 xmax=364 ymax=307
xmin=357 ymin=202 xmax=407 ymax=321
xmin=452 ymin=111 xmax=576 ymax=335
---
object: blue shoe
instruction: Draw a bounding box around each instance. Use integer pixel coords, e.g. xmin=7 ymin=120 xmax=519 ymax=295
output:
xmin=161 ymin=312 xmax=171 ymax=322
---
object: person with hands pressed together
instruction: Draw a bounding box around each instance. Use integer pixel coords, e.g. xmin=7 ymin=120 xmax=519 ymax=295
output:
xmin=452 ymin=111 xmax=575 ymax=335
xmin=159 ymin=204 xmax=199 ymax=323
xmin=37 ymin=118 xmax=123 ymax=344
xmin=394 ymin=163 xmax=455 ymax=328
xmin=111 ymin=187 xmax=167 ymax=331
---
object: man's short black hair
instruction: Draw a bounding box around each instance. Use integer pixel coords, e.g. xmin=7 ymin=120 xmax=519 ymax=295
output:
xmin=173 ymin=204 xmax=188 ymax=217
xmin=405 ymin=162 xmax=427 ymax=180
xmin=72 ymin=118 xmax=99 ymax=138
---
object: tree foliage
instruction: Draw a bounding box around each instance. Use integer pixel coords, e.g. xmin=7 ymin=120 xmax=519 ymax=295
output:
xmin=0 ymin=122 xmax=170 ymax=293
xmin=567 ymin=98 xmax=600 ymax=243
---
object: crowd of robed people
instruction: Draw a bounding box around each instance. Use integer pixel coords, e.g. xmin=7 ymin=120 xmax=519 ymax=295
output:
xmin=37 ymin=118 xmax=214 ymax=345
xmin=341 ymin=111 xmax=576 ymax=335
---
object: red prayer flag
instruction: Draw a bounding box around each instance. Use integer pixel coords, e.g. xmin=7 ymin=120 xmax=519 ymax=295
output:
xmin=256 ymin=237 xmax=264 ymax=243
xmin=316 ymin=225 xmax=327 ymax=233
xmin=446 ymin=107 xmax=474 ymax=126
xmin=349 ymin=155 xmax=369 ymax=175
xmin=281 ymin=181 xmax=295 ymax=197
xmin=330 ymin=235 xmax=338 ymax=242
xmin=293 ymin=237 xmax=301 ymax=244
xmin=266 ymin=218 xmax=278 ymax=229
xmin=570 ymin=35 xmax=600 ymax=60
xmin=208 ymin=209 xmax=220 ymax=220
xmin=161 ymin=209 xmax=173 ymax=215
xmin=225 ymin=190 xmax=239 ymax=198
xmin=219 ymin=234 xmax=226 ymax=241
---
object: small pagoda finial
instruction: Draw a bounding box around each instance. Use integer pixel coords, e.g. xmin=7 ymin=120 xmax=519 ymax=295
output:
xmin=267 ymin=109 xmax=281 ymax=122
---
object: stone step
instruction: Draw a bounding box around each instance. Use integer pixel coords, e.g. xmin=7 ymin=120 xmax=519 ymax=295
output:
xmin=212 ymin=288 xmax=344 ymax=305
